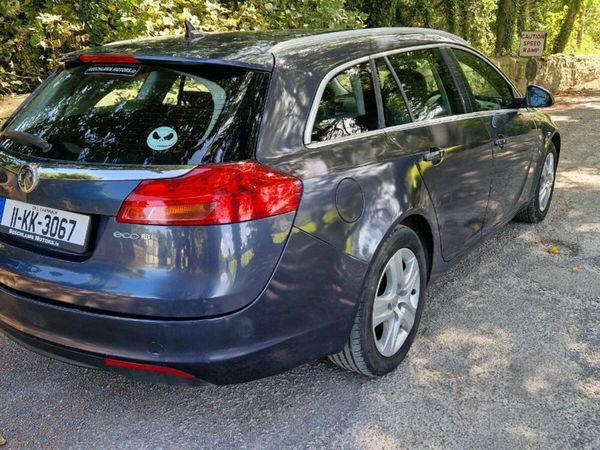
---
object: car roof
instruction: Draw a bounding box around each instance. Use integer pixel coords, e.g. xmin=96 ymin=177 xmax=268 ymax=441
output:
xmin=68 ymin=28 xmax=468 ymax=71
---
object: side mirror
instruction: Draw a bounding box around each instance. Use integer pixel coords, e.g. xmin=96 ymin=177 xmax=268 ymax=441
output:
xmin=526 ymin=85 xmax=554 ymax=108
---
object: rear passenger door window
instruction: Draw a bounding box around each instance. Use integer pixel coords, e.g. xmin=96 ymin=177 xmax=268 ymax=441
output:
xmin=374 ymin=58 xmax=412 ymax=127
xmin=387 ymin=49 xmax=464 ymax=121
xmin=312 ymin=62 xmax=378 ymax=143
xmin=452 ymin=49 xmax=514 ymax=111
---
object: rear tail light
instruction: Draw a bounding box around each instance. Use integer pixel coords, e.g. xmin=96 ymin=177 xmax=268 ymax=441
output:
xmin=116 ymin=161 xmax=302 ymax=226
xmin=79 ymin=54 xmax=140 ymax=64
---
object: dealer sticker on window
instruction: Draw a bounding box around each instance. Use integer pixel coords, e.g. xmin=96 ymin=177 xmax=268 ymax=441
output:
xmin=85 ymin=66 xmax=140 ymax=77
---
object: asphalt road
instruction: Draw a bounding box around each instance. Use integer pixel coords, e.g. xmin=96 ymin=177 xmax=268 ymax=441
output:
xmin=1 ymin=97 xmax=599 ymax=449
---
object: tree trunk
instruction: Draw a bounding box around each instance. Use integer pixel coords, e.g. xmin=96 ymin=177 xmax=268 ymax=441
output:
xmin=577 ymin=5 xmax=586 ymax=49
xmin=517 ymin=0 xmax=531 ymax=35
xmin=458 ymin=0 xmax=471 ymax=41
xmin=552 ymin=0 xmax=584 ymax=53
xmin=495 ymin=0 xmax=518 ymax=56
xmin=442 ymin=0 xmax=457 ymax=34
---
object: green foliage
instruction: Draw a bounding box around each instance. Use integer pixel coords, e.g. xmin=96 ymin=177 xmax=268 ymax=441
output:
xmin=1 ymin=0 xmax=599 ymax=97
xmin=0 ymin=0 xmax=366 ymax=96
xmin=552 ymin=0 xmax=585 ymax=53
xmin=572 ymin=0 xmax=600 ymax=53
xmin=362 ymin=0 xmax=600 ymax=57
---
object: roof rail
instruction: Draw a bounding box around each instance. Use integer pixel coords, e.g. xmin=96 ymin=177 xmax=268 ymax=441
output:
xmin=270 ymin=27 xmax=467 ymax=54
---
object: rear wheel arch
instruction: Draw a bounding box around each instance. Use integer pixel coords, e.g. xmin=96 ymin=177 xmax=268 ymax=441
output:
xmin=400 ymin=214 xmax=434 ymax=282
xmin=349 ymin=210 xmax=435 ymax=320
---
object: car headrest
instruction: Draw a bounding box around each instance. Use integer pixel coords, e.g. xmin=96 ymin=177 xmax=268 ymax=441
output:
xmin=396 ymin=69 xmax=428 ymax=102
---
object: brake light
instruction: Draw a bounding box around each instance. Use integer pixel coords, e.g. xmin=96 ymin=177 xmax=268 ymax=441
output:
xmin=116 ymin=161 xmax=302 ymax=226
xmin=79 ymin=54 xmax=140 ymax=64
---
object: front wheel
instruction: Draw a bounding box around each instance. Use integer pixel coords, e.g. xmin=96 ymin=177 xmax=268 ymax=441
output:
xmin=515 ymin=142 xmax=557 ymax=223
xmin=328 ymin=225 xmax=427 ymax=377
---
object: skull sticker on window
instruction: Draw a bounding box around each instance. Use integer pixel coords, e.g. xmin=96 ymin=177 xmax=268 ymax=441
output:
xmin=147 ymin=126 xmax=178 ymax=151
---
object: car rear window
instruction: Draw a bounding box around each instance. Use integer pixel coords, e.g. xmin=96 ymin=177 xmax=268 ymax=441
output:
xmin=1 ymin=64 xmax=268 ymax=165
xmin=312 ymin=62 xmax=379 ymax=143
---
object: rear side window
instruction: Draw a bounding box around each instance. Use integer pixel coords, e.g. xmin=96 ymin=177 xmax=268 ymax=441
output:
xmin=452 ymin=49 xmax=514 ymax=111
xmin=311 ymin=62 xmax=378 ymax=143
xmin=388 ymin=49 xmax=464 ymax=121
xmin=375 ymin=58 xmax=412 ymax=127
xmin=1 ymin=64 xmax=268 ymax=165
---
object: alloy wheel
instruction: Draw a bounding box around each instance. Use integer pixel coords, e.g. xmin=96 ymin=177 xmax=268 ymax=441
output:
xmin=372 ymin=248 xmax=420 ymax=357
xmin=539 ymin=152 xmax=555 ymax=212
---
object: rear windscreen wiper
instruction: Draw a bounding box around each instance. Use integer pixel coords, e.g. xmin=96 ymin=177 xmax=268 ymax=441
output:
xmin=0 ymin=130 xmax=52 ymax=153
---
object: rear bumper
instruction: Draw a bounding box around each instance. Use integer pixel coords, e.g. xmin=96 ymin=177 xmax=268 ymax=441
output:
xmin=0 ymin=228 xmax=368 ymax=384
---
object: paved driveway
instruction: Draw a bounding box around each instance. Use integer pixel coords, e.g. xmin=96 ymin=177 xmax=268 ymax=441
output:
xmin=0 ymin=97 xmax=598 ymax=449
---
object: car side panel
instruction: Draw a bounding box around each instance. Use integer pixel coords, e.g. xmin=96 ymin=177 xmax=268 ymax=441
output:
xmin=257 ymin=61 xmax=443 ymax=277
xmin=484 ymin=111 xmax=540 ymax=229
xmin=259 ymin=131 xmax=439 ymax=269
xmin=390 ymin=117 xmax=493 ymax=262
xmin=257 ymin=49 xmax=555 ymax=283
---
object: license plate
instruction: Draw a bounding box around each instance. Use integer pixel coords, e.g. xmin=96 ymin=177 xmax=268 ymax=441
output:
xmin=0 ymin=198 xmax=91 ymax=253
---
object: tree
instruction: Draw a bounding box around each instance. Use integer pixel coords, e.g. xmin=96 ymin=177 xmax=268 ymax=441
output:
xmin=458 ymin=0 xmax=471 ymax=42
xmin=442 ymin=0 xmax=458 ymax=34
xmin=577 ymin=1 xmax=586 ymax=48
xmin=495 ymin=0 xmax=518 ymax=55
xmin=552 ymin=0 xmax=585 ymax=53
xmin=517 ymin=0 xmax=534 ymax=35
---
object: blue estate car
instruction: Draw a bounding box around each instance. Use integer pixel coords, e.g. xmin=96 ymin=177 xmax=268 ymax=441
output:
xmin=0 ymin=27 xmax=559 ymax=384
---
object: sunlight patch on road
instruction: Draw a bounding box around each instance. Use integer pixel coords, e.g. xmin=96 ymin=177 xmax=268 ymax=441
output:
xmin=506 ymin=425 xmax=547 ymax=448
xmin=555 ymin=168 xmax=600 ymax=191
xmin=352 ymin=425 xmax=402 ymax=450
xmin=577 ymin=223 xmax=600 ymax=233
xmin=411 ymin=325 xmax=513 ymax=384
xmin=524 ymin=376 xmax=551 ymax=392
xmin=577 ymin=380 xmax=600 ymax=400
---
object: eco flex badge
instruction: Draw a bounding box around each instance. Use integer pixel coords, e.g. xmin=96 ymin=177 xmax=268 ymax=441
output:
xmin=147 ymin=126 xmax=178 ymax=151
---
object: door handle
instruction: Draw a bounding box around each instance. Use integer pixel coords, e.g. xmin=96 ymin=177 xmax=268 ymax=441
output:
xmin=423 ymin=146 xmax=443 ymax=165
xmin=494 ymin=135 xmax=508 ymax=148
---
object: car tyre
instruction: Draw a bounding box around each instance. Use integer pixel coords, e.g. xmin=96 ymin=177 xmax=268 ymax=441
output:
xmin=515 ymin=142 xmax=558 ymax=223
xmin=328 ymin=225 xmax=427 ymax=377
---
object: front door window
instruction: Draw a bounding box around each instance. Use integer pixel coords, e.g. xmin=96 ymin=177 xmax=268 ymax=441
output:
xmin=452 ymin=49 xmax=514 ymax=111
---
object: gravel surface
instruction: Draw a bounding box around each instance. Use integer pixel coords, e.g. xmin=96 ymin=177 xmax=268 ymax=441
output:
xmin=0 ymin=97 xmax=599 ymax=449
